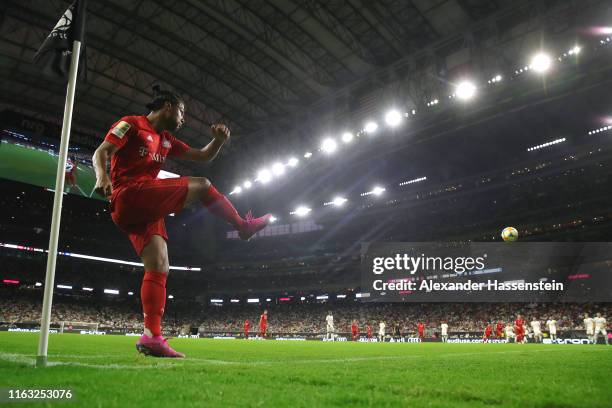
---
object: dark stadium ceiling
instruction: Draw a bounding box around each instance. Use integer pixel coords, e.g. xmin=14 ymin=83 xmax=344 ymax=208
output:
xmin=0 ymin=0 xmax=609 ymax=177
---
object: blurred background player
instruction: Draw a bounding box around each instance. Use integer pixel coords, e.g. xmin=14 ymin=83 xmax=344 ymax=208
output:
xmin=93 ymin=87 xmax=271 ymax=358
xmin=378 ymin=321 xmax=386 ymax=342
xmin=64 ymin=154 xmax=84 ymax=195
xmin=495 ymin=321 xmax=504 ymax=339
xmin=351 ymin=320 xmax=358 ymax=341
xmin=417 ymin=321 xmax=425 ymax=339
xmin=593 ymin=313 xmax=608 ymax=345
xmin=393 ymin=322 xmax=401 ymax=341
xmin=366 ymin=324 xmax=373 ymax=341
xmin=531 ymin=317 xmax=542 ymax=343
xmin=583 ymin=313 xmax=594 ymax=343
xmin=440 ymin=321 xmax=449 ymax=343
xmin=259 ymin=310 xmax=268 ymax=338
xmin=325 ymin=311 xmax=334 ymax=341
xmin=505 ymin=323 xmax=516 ymax=343
xmin=515 ymin=314 xmax=526 ymax=344
xmin=483 ymin=323 xmax=493 ymax=343
xmin=546 ymin=317 xmax=558 ymax=341
xmin=244 ymin=319 xmax=250 ymax=339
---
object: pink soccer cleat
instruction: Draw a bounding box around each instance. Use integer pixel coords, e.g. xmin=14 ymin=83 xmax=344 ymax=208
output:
xmin=136 ymin=335 xmax=185 ymax=358
xmin=238 ymin=210 xmax=272 ymax=241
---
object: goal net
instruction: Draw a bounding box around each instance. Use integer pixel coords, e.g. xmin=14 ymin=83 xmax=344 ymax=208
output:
xmin=59 ymin=321 xmax=99 ymax=333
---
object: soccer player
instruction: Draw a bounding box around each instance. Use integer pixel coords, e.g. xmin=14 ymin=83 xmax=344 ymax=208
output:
xmin=593 ymin=312 xmax=608 ymax=345
xmin=440 ymin=321 xmax=449 ymax=343
xmin=64 ymin=155 xmax=84 ymax=195
xmin=530 ymin=317 xmax=542 ymax=343
xmin=546 ymin=318 xmax=558 ymax=342
xmin=417 ymin=321 xmax=425 ymax=339
xmin=483 ymin=323 xmax=493 ymax=343
xmin=495 ymin=321 xmax=504 ymax=339
xmin=378 ymin=321 xmax=386 ymax=342
xmin=259 ymin=310 xmax=268 ymax=338
xmin=93 ymin=88 xmax=271 ymax=358
xmin=351 ymin=320 xmax=359 ymax=341
xmin=514 ymin=314 xmax=526 ymax=344
xmin=366 ymin=324 xmax=373 ymax=340
xmin=244 ymin=319 xmax=250 ymax=339
xmin=583 ymin=313 xmax=594 ymax=343
xmin=505 ymin=323 xmax=516 ymax=343
xmin=325 ymin=311 xmax=335 ymax=341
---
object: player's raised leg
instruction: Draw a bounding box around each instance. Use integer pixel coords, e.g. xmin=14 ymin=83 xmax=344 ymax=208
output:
xmin=184 ymin=177 xmax=271 ymax=240
xmin=135 ymin=235 xmax=184 ymax=358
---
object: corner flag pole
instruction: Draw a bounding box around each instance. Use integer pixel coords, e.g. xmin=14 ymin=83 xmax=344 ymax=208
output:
xmin=36 ymin=6 xmax=86 ymax=368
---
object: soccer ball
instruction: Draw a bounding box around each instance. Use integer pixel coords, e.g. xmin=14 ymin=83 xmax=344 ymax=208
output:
xmin=501 ymin=227 xmax=518 ymax=242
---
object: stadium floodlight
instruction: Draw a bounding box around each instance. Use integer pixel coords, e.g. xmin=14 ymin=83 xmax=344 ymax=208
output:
xmin=341 ymin=132 xmax=354 ymax=143
xmin=530 ymin=53 xmax=552 ymax=73
xmin=364 ymin=121 xmax=378 ymax=133
xmin=356 ymin=292 xmax=370 ymax=298
xmin=243 ymin=180 xmax=252 ymax=189
xmin=455 ymin=81 xmax=477 ymax=100
xmin=266 ymin=298 xmax=272 ymax=302
xmin=568 ymin=46 xmax=581 ymax=55
xmin=372 ymin=186 xmax=386 ymax=196
xmin=269 ymin=215 xmax=277 ymax=223
xmin=292 ymin=206 xmax=312 ymax=217
xmin=82 ymin=287 xmax=93 ymax=292
xmin=128 ymin=291 xmax=134 ymax=296
xmin=57 ymin=284 xmax=72 ymax=289
xmin=287 ymin=157 xmax=299 ymax=167
xmin=230 ymin=299 xmax=240 ymax=303
xmin=210 ymin=299 xmax=223 ymax=303
xmin=300 ymin=296 xmax=306 ymax=301
xmin=257 ymin=168 xmax=272 ymax=184
xmin=321 ymin=138 xmax=337 ymax=154
xmin=316 ymin=295 xmax=329 ymax=300
xmin=336 ymin=294 xmax=347 ymax=299
xmin=35 ymin=282 xmax=42 ymax=287
xmin=247 ymin=298 xmax=259 ymax=303
xmin=104 ymin=289 xmax=119 ymax=295
xmin=384 ymin=110 xmax=402 ymax=127
xmin=332 ymin=197 xmax=348 ymax=207
xmin=168 ymin=295 xmax=174 ymax=299
xmin=231 ymin=186 xmax=242 ymax=195
xmin=304 ymin=151 xmax=312 ymax=158
xmin=272 ymin=162 xmax=285 ymax=176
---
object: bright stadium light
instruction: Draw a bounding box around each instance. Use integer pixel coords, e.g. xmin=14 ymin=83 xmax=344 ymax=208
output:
xmin=82 ymin=287 xmax=93 ymax=292
xmin=210 ymin=299 xmax=223 ymax=303
xmin=385 ymin=110 xmax=402 ymax=127
xmin=341 ymin=132 xmax=354 ymax=143
xmin=455 ymin=81 xmax=477 ymax=100
xmin=364 ymin=121 xmax=378 ymax=134
xmin=568 ymin=45 xmax=581 ymax=55
xmin=269 ymin=215 xmax=277 ymax=223
xmin=104 ymin=289 xmax=119 ymax=295
xmin=372 ymin=186 xmax=386 ymax=196
xmin=247 ymin=298 xmax=259 ymax=303
xmin=321 ymin=138 xmax=337 ymax=154
xmin=35 ymin=282 xmax=42 ymax=287
xmin=336 ymin=294 xmax=347 ymax=299
xmin=168 ymin=295 xmax=174 ymax=299
xmin=257 ymin=168 xmax=272 ymax=184
xmin=287 ymin=157 xmax=299 ymax=167
xmin=230 ymin=186 xmax=242 ymax=195
xmin=230 ymin=299 xmax=240 ymax=303
xmin=530 ymin=53 xmax=552 ymax=73
xmin=316 ymin=295 xmax=329 ymax=300
xmin=332 ymin=197 xmax=347 ymax=207
xmin=57 ymin=284 xmax=72 ymax=290
xmin=128 ymin=291 xmax=134 ymax=296
xmin=266 ymin=298 xmax=272 ymax=302
xmin=243 ymin=180 xmax=252 ymax=189
xmin=300 ymin=296 xmax=306 ymax=301
xmin=272 ymin=162 xmax=285 ymax=176
xmin=292 ymin=206 xmax=311 ymax=217
xmin=304 ymin=152 xmax=312 ymax=158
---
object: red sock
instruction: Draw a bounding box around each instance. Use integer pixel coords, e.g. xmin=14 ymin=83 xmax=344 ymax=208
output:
xmin=201 ymin=184 xmax=243 ymax=228
xmin=141 ymin=271 xmax=167 ymax=337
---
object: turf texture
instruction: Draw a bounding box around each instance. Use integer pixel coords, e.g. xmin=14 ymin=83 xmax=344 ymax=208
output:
xmin=0 ymin=332 xmax=611 ymax=407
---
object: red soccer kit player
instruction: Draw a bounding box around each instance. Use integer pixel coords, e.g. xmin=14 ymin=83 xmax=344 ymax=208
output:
xmin=515 ymin=316 xmax=525 ymax=343
xmin=483 ymin=324 xmax=493 ymax=342
xmin=417 ymin=322 xmax=425 ymax=338
xmin=495 ymin=322 xmax=504 ymax=338
xmin=351 ymin=321 xmax=359 ymax=341
xmin=367 ymin=325 xmax=373 ymax=339
xmin=244 ymin=319 xmax=250 ymax=339
xmin=259 ymin=311 xmax=268 ymax=337
xmin=65 ymin=157 xmax=77 ymax=188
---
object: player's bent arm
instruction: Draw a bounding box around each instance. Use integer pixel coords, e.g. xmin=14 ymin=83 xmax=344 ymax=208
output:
xmin=92 ymin=141 xmax=119 ymax=197
xmin=179 ymin=139 xmax=225 ymax=163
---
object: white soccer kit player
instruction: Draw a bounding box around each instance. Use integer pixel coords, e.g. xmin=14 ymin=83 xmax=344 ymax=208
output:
xmin=531 ymin=320 xmax=541 ymax=341
xmin=378 ymin=322 xmax=386 ymax=339
xmin=546 ymin=319 xmax=557 ymax=340
xmin=584 ymin=317 xmax=594 ymax=335
xmin=505 ymin=326 xmax=515 ymax=342
xmin=325 ymin=314 xmax=334 ymax=339
xmin=593 ymin=317 xmax=607 ymax=337
xmin=441 ymin=323 xmax=448 ymax=342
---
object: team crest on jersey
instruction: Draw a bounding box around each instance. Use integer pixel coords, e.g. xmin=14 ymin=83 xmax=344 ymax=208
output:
xmin=146 ymin=135 xmax=153 ymax=142
xmin=162 ymin=138 xmax=171 ymax=148
xmin=111 ymin=121 xmax=131 ymax=139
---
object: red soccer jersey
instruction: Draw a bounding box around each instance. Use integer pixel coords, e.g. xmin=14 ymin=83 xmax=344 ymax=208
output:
xmin=485 ymin=325 xmax=492 ymax=336
xmin=65 ymin=158 xmax=76 ymax=175
xmin=515 ymin=319 xmax=525 ymax=330
xmin=244 ymin=321 xmax=250 ymax=331
xmin=104 ymin=116 xmax=189 ymax=189
xmin=496 ymin=323 xmax=504 ymax=335
xmin=260 ymin=314 xmax=267 ymax=326
xmin=367 ymin=326 xmax=372 ymax=337
xmin=351 ymin=324 xmax=358 ymax=333
xmin=418 ymin=323 xmax=425 ymax=333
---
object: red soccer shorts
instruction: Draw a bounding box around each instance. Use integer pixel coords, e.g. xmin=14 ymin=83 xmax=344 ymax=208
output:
xmin=110 ymin=177 xmax=189 ymax=256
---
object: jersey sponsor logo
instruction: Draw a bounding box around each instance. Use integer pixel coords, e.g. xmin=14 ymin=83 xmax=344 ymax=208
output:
xmin=162 ymin=138 xmax=171 ymax=148
xmin=111 ymin=121 xmax=131 ymax=138
xmin=146 ymin=134 xmax=154 ymax=142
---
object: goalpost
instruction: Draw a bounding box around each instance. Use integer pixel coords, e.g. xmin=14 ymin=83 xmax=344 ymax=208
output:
xmin=59 ymin=321 xmax=99 ymax=333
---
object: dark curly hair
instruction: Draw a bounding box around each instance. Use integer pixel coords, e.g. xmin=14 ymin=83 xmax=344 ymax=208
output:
xmin=145 ymin=85 xmax=184 ymax=111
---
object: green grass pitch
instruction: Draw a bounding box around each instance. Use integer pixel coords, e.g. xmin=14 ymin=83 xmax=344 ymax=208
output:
xmin=0 ymin=333 xmax=611 ymax=407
